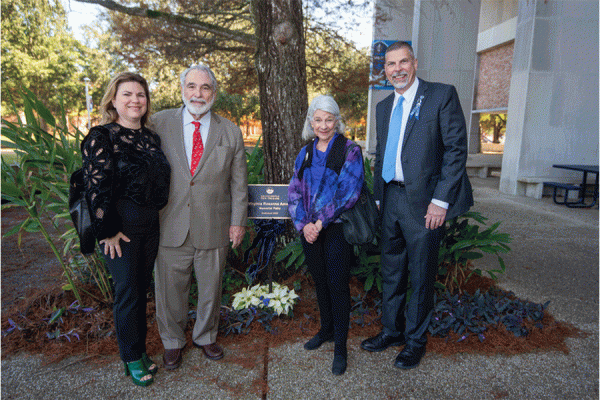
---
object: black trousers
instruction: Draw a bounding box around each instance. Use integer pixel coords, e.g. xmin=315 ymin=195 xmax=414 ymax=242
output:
xmin=380 ymin=184 xmax=444 ymax=347
xmin=301 ymin=223 xmax=352 ymax=351
xmin=102 ymin=199 xmax=159 ymax=363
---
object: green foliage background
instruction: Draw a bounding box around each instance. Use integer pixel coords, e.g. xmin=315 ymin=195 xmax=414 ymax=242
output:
xmin=1 ymin=0 xmax=121 ymax=116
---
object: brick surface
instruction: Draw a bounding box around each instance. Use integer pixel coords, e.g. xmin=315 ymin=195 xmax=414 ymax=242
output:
xmin=474 ymin=42 xmax=514 ymax=110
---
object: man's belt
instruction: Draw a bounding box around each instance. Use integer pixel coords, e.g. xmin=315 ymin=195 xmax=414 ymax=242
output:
xmin=387 ymin=180 xmax=405 ymax=187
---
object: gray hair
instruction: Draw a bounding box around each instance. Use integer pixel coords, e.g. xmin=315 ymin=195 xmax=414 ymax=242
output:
xmin=180 ymin=64 xmax=218 ymax=91
xmin=385 ymin=41 xmax=415 ymax=59
xmin=302 ymin=95 xmax=346 ymax=141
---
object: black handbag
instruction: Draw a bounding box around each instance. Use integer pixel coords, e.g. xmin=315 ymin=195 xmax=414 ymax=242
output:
xmin=69 ymin=168 xmax=96 ymax=255
xmin=339 ymin=182 xmax=380 ymax=245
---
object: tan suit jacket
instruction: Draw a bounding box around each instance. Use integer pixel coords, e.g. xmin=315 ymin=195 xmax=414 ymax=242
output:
xmin=150 ymin=107 xmax=248 ymax=249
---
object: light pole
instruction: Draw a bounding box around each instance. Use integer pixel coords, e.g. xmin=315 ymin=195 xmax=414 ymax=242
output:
xmin=84 ymin=77 xmax=91 ymax=130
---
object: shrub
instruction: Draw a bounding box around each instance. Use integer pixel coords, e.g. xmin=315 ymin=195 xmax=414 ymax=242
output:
xmin=437 ymin=211 xmax=511 ymax=293
xmin=1 ymin=90 xmax=112 ymax=304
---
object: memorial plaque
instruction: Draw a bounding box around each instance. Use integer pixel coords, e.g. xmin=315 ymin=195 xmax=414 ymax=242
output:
xmin=247 ymin=184 xmax=290 ymax=219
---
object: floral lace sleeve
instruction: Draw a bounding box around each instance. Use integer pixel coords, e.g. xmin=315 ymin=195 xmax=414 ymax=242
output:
xmin=81 ymin=126 xmax=122 ymax=240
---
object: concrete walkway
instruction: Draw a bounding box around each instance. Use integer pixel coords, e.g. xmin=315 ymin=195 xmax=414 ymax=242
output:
xmin=2 ymin=177 xmax=598 ymax=399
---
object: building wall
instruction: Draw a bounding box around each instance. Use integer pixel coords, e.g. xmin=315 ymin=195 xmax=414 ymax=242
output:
xmin=479 ymin=0 xmax=518 ymax=32
xmin=500 ymin=0 xmax=599 ymax=194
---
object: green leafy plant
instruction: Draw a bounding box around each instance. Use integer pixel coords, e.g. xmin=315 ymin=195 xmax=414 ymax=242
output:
xmin=437 ymin=211 xmax=511 ymax=293
xmin=352 ymin=249 xmax=381 ymax=292
xmin=362 ymin=155 xmax=374 ymax=193
xmin=246 ymin=135 xmax=264 ymax=184
xmin=1 ymin=89 xmax=112 ymax=304
xmin=221 ymin=265 xmax=246 ymax=306
xmin=274 ymin=236 xmax=305 ymax=271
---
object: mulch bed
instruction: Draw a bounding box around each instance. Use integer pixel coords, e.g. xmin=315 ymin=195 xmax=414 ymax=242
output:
xmin=0 ymin=206 xmax=583 ymax=365
xmin=0 ymin=272 xmax=582 ymax=364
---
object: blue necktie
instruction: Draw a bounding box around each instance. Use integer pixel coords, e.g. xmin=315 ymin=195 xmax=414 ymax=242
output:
xmin=382 ymin=96 xmax=404 ymax=183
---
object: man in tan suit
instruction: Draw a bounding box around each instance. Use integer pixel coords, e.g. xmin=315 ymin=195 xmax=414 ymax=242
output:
xmin=150 ymin=64 xmax=247 ymax=369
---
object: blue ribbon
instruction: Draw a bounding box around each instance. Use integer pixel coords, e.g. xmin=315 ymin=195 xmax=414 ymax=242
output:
xmin=244 ymin=220 xmax=286 ymax=284
xmin=409 ymin=95 xmax=425 ymax=120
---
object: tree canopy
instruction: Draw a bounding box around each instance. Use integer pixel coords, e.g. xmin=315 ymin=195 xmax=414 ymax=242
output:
xmin=81 ymin=0 xmax=370 ymax=137
xmin=5 ymin=0 xmax=371 ymax=182
xmin=1 ymin=0 xmax=117 ymax=115
xmin=75 ymin=0 xmax=308 ymax=183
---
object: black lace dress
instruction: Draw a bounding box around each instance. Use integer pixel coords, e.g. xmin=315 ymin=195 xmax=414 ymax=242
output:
xmin=81 ymin=122 xmax=171 ymax=364
xmin=81 ymin=123 xmax=171 ymax=240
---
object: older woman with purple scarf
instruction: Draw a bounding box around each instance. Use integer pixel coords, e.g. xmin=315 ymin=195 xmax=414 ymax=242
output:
xmin=288 ymin=95 xmax=364 ymax=375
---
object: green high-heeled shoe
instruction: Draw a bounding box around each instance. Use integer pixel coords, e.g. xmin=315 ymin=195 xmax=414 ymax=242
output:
xmin=142 ymin=352 xmax=158 ymax=375
xmin=124 ymin=359 xmax=154 ymax=387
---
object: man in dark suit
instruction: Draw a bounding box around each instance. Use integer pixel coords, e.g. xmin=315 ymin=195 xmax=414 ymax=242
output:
xmin=360 ymin=41 xmax=473 ymax=369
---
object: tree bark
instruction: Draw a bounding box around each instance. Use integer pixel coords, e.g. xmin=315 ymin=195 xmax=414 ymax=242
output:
xmin=252 ymin=0 xmax=307 ymax=184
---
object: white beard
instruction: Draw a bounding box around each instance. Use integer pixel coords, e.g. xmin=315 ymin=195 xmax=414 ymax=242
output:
xmin=390 ymin=72 xmax=409 ymax=90
xmin=183 ymin=95 xmax=214 ymax=116
xmin=391 ymin=80 xmax=408 ymax=90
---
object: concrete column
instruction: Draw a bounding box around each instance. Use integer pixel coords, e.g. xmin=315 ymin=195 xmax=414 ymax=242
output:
xmin=469 ymin=113 xmax=482 ymax=153
xmin=500 ymin=0 xmax=599 ymax=196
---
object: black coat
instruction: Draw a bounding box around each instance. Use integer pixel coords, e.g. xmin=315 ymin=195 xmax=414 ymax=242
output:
xmin=373 ymin=79 xmax=473 ymax=222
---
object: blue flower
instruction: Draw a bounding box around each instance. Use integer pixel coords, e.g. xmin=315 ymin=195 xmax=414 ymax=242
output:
xmin=260 ymin=296 xmax=270 ymax=306
xmin=409 ymin=95 xmax=425 ymax=120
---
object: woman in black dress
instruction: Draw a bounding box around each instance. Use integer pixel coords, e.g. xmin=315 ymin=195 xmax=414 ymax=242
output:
xmin=81 ymin=72 xmax=170 ymax=387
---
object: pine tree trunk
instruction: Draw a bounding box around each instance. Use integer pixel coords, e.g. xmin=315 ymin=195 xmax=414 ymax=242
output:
xmin=252 ymin=0 xmax=307 ymax=184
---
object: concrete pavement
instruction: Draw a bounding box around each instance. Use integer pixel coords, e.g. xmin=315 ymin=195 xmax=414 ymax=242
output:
xmin=2 ymin=177 xmax=598 ymax=399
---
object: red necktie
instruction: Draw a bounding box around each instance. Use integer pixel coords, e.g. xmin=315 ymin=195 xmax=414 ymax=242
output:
xmin=190 ymin=121 xmax=203 ymax=175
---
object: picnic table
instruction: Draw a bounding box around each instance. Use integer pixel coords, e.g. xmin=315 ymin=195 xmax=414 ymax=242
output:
xmin=544 ymin=164 xmax=599 ymax=208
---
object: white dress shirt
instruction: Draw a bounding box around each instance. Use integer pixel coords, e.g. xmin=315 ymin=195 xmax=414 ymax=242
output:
xmin=388 ymin=78 xmax=448 ymax=210
xmin=182 ymin=108 xmax=211 ymax=167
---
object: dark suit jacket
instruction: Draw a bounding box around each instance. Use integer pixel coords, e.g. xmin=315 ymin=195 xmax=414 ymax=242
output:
xmin=373 ymin=79 xmax=473 ymax=222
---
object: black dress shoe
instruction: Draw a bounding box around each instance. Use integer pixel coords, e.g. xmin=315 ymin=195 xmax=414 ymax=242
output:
xmin=360 ymin=332 xmax=406 ymax=352
xmin=394 ymin=344 xmax=426 ymax=369
xmin=331 ymin=353 xmax=347 ymax=375
xmin=303 ymin=332 xmax=334 ymax=350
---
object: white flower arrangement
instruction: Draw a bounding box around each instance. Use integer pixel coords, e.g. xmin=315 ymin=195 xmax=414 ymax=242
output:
xmin=231 ymin=282 xmax=299 ymax=316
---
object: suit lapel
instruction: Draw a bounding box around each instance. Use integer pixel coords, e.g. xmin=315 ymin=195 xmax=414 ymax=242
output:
xmin=192 ymin=112 xmax=221 ymax=177
xmin=171 ymin=107 xmax=191 ymax=176
xmin=402 ymin=80 xmax=429 ymax=149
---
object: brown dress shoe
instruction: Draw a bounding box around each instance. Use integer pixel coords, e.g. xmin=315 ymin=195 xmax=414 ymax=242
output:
xmin=196 ymin=342 xmax=224 ymax=360
xmin=163 ymin=348 xmax=183 ymax=370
